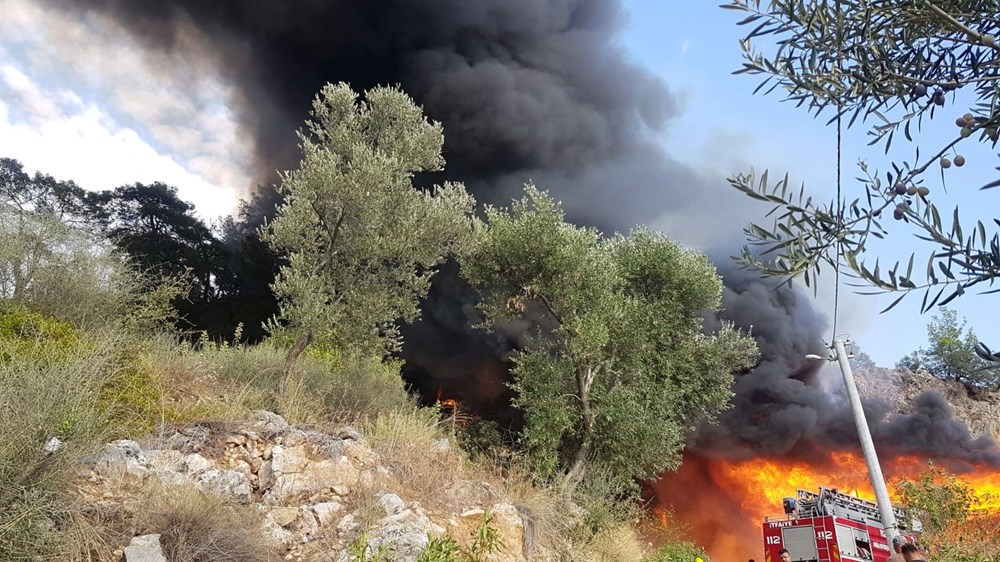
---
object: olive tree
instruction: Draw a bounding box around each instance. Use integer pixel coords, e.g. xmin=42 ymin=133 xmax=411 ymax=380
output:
xmin=264 ymin=83 xmax=474 ymax=382
xmin=899 ymin=307 xmax=1000 ymax=389
xmin=724 ymin=1 xmax=1000 ymax=356
xmin=461 ymin=185 xmax=759 ymax=491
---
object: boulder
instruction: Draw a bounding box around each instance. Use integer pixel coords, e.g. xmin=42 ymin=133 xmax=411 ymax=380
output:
xmin=124 ymin=534 xmax=167 ymax=562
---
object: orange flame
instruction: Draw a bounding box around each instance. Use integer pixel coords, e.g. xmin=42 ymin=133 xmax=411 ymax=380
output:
xmin=651 ymin=453 xmax=1000 ymax=562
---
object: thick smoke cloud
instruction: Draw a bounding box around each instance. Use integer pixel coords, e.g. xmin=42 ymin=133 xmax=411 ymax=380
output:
xmin=53 ymin=0 xmax=680 ymax=229
xmin=54 ymin=0 xmax=1000 ymax=465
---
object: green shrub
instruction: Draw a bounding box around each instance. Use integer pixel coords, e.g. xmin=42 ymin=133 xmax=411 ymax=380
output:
xmin=644 ymin=542 xmax=708 ymax=562
xmin=0 ymin=303 xmax=79 ymax=364
xmin=573 ymin=464 xmax=642 ymax=536
xmin=98 ymin=357 xmax=165 ymax=436
xmin=416 ymin=512 xmax=505 ymax=562
xmin=312 ymin=353 xmax=413 ymax=422
xmin=417 ymin=536 xmax=463 ymax=561
xmin=0 ymin=331 xmax=123 ymax=560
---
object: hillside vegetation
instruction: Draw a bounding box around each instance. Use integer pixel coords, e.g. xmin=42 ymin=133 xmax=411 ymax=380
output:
xmin=0 ymin=83 xmax=739 ymax=561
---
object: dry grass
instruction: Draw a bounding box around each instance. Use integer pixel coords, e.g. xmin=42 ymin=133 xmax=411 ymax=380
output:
xmin=492 ymin=468 xmax=572 ymax=559
xmin=132 ymin=482 xmax=278 ymax=562
xmin=360 ymin=408 xmax=486 ymax=513
xmin=576 ymin=523 xmax=648 ymax=562
xmin=147 ymin=338 xmax=414 ymax=427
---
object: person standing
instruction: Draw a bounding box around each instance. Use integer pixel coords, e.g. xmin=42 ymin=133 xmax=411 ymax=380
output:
xmin=887 ymin=535 xmax=907 ymax=562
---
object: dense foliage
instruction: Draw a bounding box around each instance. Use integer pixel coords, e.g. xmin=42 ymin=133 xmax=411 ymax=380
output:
xmin=264 ymin=83 xmax=475 ymax=365
xmin=461 ymin=185 xmax=759 ymax=490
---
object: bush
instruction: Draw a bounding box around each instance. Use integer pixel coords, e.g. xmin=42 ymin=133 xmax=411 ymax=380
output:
xmin=0 ymin=329 xmax=124 ymax=560
xmin=310 ymin=353 xmax=413 ymax=423
xmin=146 ymin=338 xmax=414 ymax=426
xmin=416 ymin=512 xmax=505 ymax=562
xmin=645 ymin=542 xmax=708 ymax=562
xmin=98 ymin=355 xmax=166 ymax=437
xmin=0 ymin=303 xmax=79 ymax=364
xmin=132 ymin=483 xmax=277 ymax=562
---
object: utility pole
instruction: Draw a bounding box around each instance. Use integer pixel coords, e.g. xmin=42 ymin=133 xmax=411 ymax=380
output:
xmin=831 ymin=339 xmax=899 ymax=542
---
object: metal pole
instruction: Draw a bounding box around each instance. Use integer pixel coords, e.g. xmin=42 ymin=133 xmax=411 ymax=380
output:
xmin=832 ymin=338 xmax=898 ymax=542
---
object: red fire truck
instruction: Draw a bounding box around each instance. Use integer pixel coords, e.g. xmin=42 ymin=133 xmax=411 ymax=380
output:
xmin=762 ymin=488 xmax=919 ymax=562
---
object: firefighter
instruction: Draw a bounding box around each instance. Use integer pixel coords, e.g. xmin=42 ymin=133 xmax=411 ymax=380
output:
xmin=901 ymin=544 xmax=927 ymax=562
xmin=779 ymin=549 xmax=792 ymax=562
xmin=887 ymin=535 xmax=907 ymax=562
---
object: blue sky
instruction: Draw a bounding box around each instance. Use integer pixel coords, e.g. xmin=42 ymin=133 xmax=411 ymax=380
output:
xmin=0 ymin=0 xmax=995 ymax=367
xmin=621 ymin=0 xmax=999 ymax=367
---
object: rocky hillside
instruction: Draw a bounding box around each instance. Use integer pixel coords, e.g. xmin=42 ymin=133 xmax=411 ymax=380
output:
xmin=75 ymin=411 xmax=538 ymax=562
xmin=856 ymin=367 xmax=1000 ymax=440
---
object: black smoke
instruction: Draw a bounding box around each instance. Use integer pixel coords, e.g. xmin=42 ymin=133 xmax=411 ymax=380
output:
xmin=54 ymin=0 xmax=681 ymax=229
xmin=694 ymin=267 xmax=1000 ymax=467
xmin=52 ymin=0 xmax=1000 ymax=465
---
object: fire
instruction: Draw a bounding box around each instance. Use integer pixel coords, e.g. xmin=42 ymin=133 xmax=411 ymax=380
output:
xmin=435 ymin=388 xmax=462 ymax=410
xmin=651 ymin=453 xmax=1000 ymax=562
xmin=435 ymin=388 xmax=472 ymax=427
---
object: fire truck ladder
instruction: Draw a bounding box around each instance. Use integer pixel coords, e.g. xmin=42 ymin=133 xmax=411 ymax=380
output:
xmin=793 ymin=487 xmax=914 ymax=531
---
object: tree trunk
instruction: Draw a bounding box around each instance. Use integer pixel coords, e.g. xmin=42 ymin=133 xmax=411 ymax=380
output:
xmin=281 ymin=329 xmax=314 ymax=393
xmin=563 ymin=366 xmax=597 ymax=494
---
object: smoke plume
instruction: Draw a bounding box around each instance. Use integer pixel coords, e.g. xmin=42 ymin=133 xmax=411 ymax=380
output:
xmin=52 ymin=0 xmax=685 ymax=229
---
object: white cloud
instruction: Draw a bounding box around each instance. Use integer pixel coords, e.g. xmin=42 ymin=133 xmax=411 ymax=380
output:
xmin=0 ymin=82 xmax=237 ymax=219
xmin=0 ymin=0 xmax=252 ymax=218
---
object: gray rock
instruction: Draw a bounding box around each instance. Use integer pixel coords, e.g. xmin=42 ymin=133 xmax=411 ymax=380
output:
xmin=197 ymin=469 xmax=252 ymax=502
xmin=306 ymin=431 xmax=345 ymax=460
xmin=369 ymin=509 xmax=445 ymax=562
xmin=258 ymin=460 xmax=274 ymax=491
xmin=160 ymin=425 xmax=211 ymax=453
xmin=89 ymin=440 xmax=150 ymax=478
xmin=248 ymin=410 xmax=289 ymax=432
xmin=311 ymin=501 xmax=344 ymax=526
xmin=145 ymin=449 xmax=184 ymax=472
xmin=43 ymin=437 xmax=62 ymax=453
xmin=182 ymin=453 xmax=212 ymax=474
xmin=124 ymin=534 xmax=167 ymax=562
xmin=336 ymin=426 xmax=363 ymax=441
xmin=378 ymin=493 xmax=406 ymax=516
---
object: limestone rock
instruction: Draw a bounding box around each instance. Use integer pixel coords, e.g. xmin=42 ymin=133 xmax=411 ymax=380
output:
xmin=124 ymin=534 xmax=167 ymax=562
xmin=182 ymin=453 xmax=212 ymax=474
xmin=336 ymin=426 xmax=362 ymax=441
xmin=264 ymin=443 xmax=359 ymax=504
xmin=248 ymin=410 xmax=289 ymax=432
xmin=368 ymin=508 xmax=445 ymax=562
xmin=197 ymin=469 xmax=252 ymax=502
xmin=378 ymin=493 xmax=406 ymax=516
xmin=89 ymin=440 xmax=150 ymax=478
xmin=311 ymin=501 xmax=344 ymax=526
